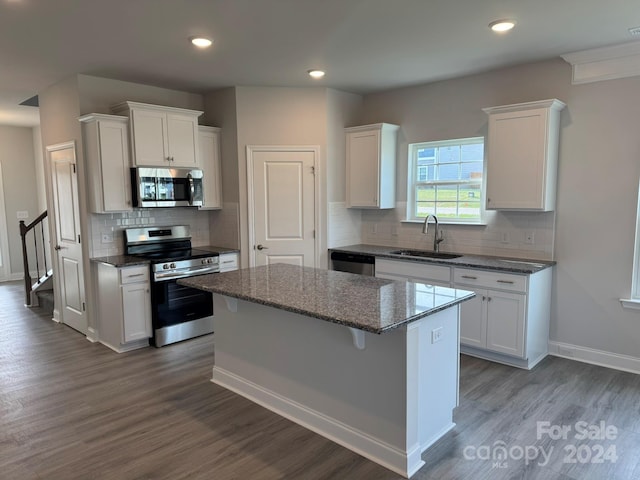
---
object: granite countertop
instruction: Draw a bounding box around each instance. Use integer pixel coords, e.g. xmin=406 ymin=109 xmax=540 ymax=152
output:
xmin=197 ymin=246 xmax=240 ymax=255
xmin=90 ymin=254 xmax=149 ymax=267
xmin=91 ymin=245 xmax=239 ymax=267
xmin=330 ymin=244 xmax=555 ymax=274
xmin=178 ymin=263 xmax=475 ymax=334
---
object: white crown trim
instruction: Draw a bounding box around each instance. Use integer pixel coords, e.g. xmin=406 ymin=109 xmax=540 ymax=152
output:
xmin=561 ymin=41 xmax=640 ymax=84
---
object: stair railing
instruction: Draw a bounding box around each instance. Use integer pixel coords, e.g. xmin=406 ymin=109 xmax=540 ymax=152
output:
xmin=19 ymin=210 xmax=49 ymax=306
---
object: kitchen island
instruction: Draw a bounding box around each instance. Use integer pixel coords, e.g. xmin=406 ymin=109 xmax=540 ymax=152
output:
xmin=179 ymin=263 xmax=474 ymax=478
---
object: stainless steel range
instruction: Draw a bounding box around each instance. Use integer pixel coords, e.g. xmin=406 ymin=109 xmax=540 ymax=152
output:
xmin=125 ymin=225 xmax=218 ymax=347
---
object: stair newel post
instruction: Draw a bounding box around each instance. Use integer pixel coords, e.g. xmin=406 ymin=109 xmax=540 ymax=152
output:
xmin=19 ymin=220 xmax=32 ymax=306
xmin=41 ymin=221 xmax=48 ymax=272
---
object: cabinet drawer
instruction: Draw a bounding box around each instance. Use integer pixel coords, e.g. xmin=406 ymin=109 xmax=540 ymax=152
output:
xmin=119 ymin=265 xmax=150 ymax=284
xmin=453 ymin=268 xmax=526 ymax=293
xmin=376 ymin=258 xmax=451 ymax=283
xmin=219 ymin=253 xmax=239 ymax=272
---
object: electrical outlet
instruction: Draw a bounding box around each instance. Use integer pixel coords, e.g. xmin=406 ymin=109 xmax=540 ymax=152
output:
xmin=501 ymin=232 xmax=510 ymax=244
xmin=391 ymin=225 xmax=398 ymax=236
xmin=525 ymin=231 xmax=535 ymax=245
xmin=370 ymin=223 xmax=378 ymax=235
xmin=101 ymin=233 xmax=114 ymax=243
xmin=431 ymin=327 xmax=443 ymax=344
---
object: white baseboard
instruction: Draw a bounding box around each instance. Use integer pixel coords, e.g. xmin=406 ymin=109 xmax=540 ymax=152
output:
xmin=99 ymin=339 xmax=149 ymax=353
xmin=548 ymin=341 xmax=640 ymax=375
xmin=211 ymin=366 xmax=416 ymax=478
xmin=86 ymin=327 xmax=99 ymax=343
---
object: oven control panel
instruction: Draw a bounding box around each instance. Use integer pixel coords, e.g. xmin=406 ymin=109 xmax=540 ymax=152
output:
xmin=153 ymin=256 xmax=220 ymax=279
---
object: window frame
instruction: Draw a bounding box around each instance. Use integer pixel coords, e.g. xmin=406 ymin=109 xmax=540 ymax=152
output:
xmin=629 ymin=180 xmax=640 ymax=300
xmin=407 ymin=136 xmax=486 ymax=224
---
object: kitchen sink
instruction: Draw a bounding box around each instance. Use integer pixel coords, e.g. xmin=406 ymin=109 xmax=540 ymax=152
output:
xmin=389 ymin=249 xmax=462 ymax=260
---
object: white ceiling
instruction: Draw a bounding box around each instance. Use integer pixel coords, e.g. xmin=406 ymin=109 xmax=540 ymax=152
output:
xmin=1 ymin=0 xmax=639 ymax=127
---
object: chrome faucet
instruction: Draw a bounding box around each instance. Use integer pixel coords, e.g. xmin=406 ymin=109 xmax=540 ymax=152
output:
xmin=422 ymin=214 xmax=444 ymax=252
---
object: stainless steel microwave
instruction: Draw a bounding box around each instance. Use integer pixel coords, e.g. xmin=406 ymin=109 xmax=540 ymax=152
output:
xmin=131 ymin=167 xmax=204 ymax=207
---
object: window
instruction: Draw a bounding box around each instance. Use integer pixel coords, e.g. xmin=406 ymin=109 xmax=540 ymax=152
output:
xmin=407 ymin=137 xmax=484 ymax=222
xmin=622 ymin=180 xmax=640 ymax=309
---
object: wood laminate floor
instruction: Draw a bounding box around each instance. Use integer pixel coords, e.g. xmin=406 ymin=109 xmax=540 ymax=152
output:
xmin=1 ymin=281 xmax=639 ymax=480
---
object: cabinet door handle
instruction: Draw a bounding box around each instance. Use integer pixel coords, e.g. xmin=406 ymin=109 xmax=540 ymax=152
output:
xmin=127 ymin=273 xmax=145 ymax=278
xmin=461 ymin=275 xmax=477 ymax=280
xmin=488 ymin=297 xmax=492 ymax=301
xmin=482 ymin=295 xmax=486 ymax=301
xmin=222 ymin=260 xmax=234 ymax=264
xmin=496 ymin=280 xmax=515 ymax=284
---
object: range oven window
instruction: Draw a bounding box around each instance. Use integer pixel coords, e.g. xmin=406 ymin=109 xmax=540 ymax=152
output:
xmin=152 ymin=279 xmax=213 ymax=329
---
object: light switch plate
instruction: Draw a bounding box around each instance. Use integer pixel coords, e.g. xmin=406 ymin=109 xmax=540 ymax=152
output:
xmin=16 ymin=211 xmax=29 ymax=219
xmin=431 ymin=327 xmax=443 ymax=344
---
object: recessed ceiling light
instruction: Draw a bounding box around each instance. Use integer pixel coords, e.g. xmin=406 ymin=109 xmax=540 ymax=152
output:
xmin=190 ymin=36 xmax=213 ymax=48
xmin=489 ymin=19 xmax=516 ymax=33
xmin=308 ymin=69 xmax=325 ymax=79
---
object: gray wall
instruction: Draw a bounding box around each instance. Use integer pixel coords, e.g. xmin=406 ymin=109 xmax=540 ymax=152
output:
xmin=358 ymin=58 xmax=640 ymax=359
xmin=234 ymin=86 xmax=329 ymax=267
xmin=0 ymin=125 xmax=40 ymax=274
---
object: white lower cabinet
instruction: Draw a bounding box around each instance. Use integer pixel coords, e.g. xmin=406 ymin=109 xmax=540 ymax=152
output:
xmin=121 ymin=282 xmax=152 ymax=343
xmin=375 ymin=258 xmax=451 ymax=286
xmin=459 ymin=288 xmax=525 ymax=357
xmin=219 ymin=252 xmax=239 ymax=272
xmin=375 ymin=256 xmax=551 ymax=370
xmin=96 ymin=263 xmax=152 ymax=353
xmin=454 ymin=267 xmax=551 ymax=369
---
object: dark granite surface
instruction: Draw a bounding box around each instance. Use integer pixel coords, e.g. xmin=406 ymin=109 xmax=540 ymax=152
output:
xmin=90 ymin=255 xmax=149 ymax=267
xmin=198 ymin=246 xmax=240 ymax=255
xmin=178 ymin=263 xmax=475 ymax=334
xmin=330 ymin=244 xmax=555 ymax=274
xmin=91 ymin=246 xmax=239 ymax=267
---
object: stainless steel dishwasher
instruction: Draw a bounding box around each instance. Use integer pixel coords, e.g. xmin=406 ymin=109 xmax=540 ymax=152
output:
xmin=330 ymin=251 xmax=375 ymax=276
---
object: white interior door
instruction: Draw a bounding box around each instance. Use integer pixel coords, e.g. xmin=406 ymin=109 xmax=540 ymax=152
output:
xmin=0 ymin=162 xmax=11 ymax=282
xmin=248 ymin=146 xmax=317 ymax=268
xmin=48 ymin=142 xmax=87 ymax=334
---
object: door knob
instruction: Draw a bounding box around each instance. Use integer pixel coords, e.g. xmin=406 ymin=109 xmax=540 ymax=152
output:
xmin=54 ymin=245 xmax=66 ymax=250
xmin=256 ymin=244 xmax=269 ymax=250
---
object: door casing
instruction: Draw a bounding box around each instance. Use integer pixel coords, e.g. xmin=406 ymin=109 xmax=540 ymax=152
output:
xmin=246 ymin=145 xmax=321 ymax=268
xmin=47 ymin=141 xmax=87 ymax=334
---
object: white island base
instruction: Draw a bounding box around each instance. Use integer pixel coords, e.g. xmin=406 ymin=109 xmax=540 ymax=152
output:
xmin=210 ymin=294 xmax=460 ymax=478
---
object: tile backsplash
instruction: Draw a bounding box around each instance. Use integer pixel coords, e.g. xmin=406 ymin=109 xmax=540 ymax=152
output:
xmin=356 ymin=202 xmax=555 ymax=261
xmin=208 ymin=202 xmax=240 ymax=249
xmin=89 ymin=208 xmax=211 ymax=257
xmin=328 ymin=202 xmax=362 ymax=248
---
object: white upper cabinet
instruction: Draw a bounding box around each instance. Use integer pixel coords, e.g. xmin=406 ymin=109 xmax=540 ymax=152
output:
xmin=483 ymin=99 xmax=565 ymax=211
xmin=112 ymin=101 xmax=203 ymax=168
xmin=198 ymin=126 xmax=223 ymax=209
xmin=80 ymin=113 xmax=132 ymax=213
xmin=346 ymin=123 xmax=399 ymax=209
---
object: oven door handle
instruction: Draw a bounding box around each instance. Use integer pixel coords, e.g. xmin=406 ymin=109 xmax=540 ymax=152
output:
xmin=154 ymin=266 xmax=218 ymax=282
xmin=187 ymin=173 xmax=195 ymax=206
